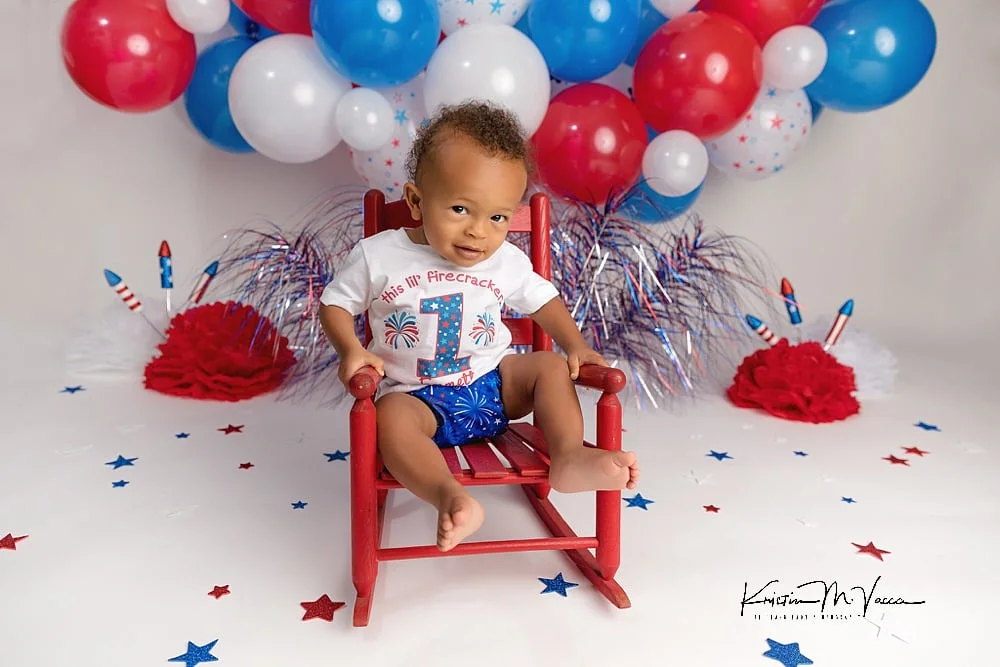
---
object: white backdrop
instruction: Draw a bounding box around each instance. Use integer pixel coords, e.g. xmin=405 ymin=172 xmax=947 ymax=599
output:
xmin=2 ymin=0 xmax=996 ymax=367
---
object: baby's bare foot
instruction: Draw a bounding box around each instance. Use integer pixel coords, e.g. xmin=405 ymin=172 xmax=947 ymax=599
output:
xmin=549 ymin=448 xmax=640 ymax=493
xmin=436 ymin=487 xmax=485 ymax=552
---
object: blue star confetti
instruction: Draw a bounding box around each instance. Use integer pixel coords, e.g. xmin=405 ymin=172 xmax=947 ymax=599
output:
xmin=793 ymin=451 xmax=808 ymax=457
xmin=624 ymin=493 xmax=654 ymax=510
xmin=291 ymin=501 xmax=308 ymax=510
xmin=538 ymin=572 xmax=578 ymax=597
xmin=61 ymin=385 xmax=85 ymax=394
xmin=112 ymin=480 xmax=129 ymax=488
xmin=762 ymin=638 xmax=813 ymax=666
xmin=707 ymin=450 xmax=733 ymax=461
xmin=105 ymin=455 xmax=137 ymax=469
xmin=324 ymin=450 xmax=349 ymax=462
xmin=168 ymin=639 xmax=219 ymax=666
xmin=841 ymin=497 xmax=856 ymax=504
xmin=914 ymin=421 xmax=940 ymax=431
xmin=176 ymin=433 xmax=190 ymax=439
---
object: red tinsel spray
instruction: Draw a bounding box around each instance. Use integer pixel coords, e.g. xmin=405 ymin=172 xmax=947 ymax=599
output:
xmin=144 ymin=301 xmax=296 ymax=401
xmin=727 ymin=340 xmax=860 ymax=423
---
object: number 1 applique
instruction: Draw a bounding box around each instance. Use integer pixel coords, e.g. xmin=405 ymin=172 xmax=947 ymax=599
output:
xmin=417 ymin=293 xmax=471 ymax=379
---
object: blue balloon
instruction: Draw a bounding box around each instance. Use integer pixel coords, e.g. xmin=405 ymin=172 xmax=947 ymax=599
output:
xmin=513 ymin=10 xmax=532 ymax=39
xmin=311 ymin=0 xmax=439 ymax=88
xmin=626 ymin=179 xmax=703 ymax=223
xmin=528 ymin=0 xmax=641 ymax=82
xmin=625 ymin=0 xmax=667 ymax=67
xmin=184 ymin=37 xmax=255 ymax=153
xmin=227 ymin=1 xmax=277 ymax=40
xmin=806 ymin=0 xmax=937 ymax=113
xmin=808 ymin=95 xmax=824 ymax=123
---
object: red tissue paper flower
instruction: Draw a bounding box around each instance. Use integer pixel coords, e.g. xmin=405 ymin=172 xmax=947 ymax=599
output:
xmin=726 ymin=340 xmax=860 ymax=423
xmin=144 ymin=301 xmax=296 ymax=401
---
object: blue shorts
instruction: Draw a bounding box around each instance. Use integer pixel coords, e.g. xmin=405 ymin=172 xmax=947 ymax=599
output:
xmin=408 ymin=369 xmax=509 ymax=448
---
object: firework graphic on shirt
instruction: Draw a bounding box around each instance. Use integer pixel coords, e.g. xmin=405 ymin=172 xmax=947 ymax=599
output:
xmin=383 ymin=310 xmax=420 ymax=349
xmin=469 ymin=312 xmax=496 ymax=346
xmin=453 ymin=387 xmax=504 ymax=433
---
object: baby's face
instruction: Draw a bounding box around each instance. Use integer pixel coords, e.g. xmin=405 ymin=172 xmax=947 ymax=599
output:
xmin=403 ymin=133 xmax=527 ymax=268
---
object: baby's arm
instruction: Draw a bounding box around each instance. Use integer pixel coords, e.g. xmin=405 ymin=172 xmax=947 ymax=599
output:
xmin=320 ymin=304 xmax=385 ymax=387
xmin=529 ymin=298 xmax=589 ymax=354
xmin=318 ymin=243 xmax=384 ymax=387
xmin=529 ymin=298 xmax=608 ymax=380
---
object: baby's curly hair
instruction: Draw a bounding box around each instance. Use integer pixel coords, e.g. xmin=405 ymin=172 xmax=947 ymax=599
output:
xmin=405 ymin=101 xmax=534 ymax=185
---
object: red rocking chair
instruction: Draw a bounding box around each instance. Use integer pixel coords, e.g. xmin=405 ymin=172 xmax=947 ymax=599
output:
xmin=346 ymin=189 xmax=631 ymax=627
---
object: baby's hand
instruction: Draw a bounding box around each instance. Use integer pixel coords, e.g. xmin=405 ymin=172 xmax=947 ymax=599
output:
xmin=338 ymin=347 xmax=385 ymax=388
xmin=565 ymin=346 xmax=608 ymax=381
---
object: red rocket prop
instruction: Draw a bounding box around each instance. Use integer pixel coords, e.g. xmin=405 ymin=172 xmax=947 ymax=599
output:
xmin=727 ymin=281 xmax=860 ymax=423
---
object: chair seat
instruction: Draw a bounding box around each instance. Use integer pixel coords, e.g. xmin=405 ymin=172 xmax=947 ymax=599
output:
xmin=375 ymin=423 xmax=552 ymax=489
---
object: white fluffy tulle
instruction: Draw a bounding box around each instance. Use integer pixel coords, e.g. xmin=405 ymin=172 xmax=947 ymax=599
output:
xmin=801 ymin=316 xmax=898 ymax=399
xmin=65 ymin=295 xmax=170 ymax=379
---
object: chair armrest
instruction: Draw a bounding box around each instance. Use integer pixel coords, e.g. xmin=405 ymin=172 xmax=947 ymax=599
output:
xmin=348 ymin=366 xmax=384 ymax=400
xmin=573 ymin=365 xmax=626 ymax=394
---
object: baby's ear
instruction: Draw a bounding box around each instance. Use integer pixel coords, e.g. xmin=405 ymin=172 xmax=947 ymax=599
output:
xmin=402 ymin=183 xmax=422 ymax=220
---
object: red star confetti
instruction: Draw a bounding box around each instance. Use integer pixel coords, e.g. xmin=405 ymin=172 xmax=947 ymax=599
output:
xmin=0 ymin=533 xmax=28 ymax=550
xmin=218 ymin=424 xmax=244 ymax=435
xmin=208 ymin=585 xmax=230 ymax=599
xmin=238 ymin=462 xmax=254 ymax=470
xmin=902 ymin=446 xmax=929 ymax=457
xmin=852 ymin=541 xmax=891 ymax=561
xmin=883 ymin=455 xmax=909 ymax=466
xmin=300 ymin=594 xmax=346 ymax=622
xmin=703 ymin=505 xmax=720 ymax=513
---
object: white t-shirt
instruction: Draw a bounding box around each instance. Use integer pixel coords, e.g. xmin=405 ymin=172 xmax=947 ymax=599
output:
xmin=320 ymin=229 xmax=560 ymax=396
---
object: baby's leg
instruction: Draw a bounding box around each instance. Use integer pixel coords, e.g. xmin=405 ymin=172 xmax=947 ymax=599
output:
xmin=375 ymin=392 xmax=484 ymax=551
xmin=499 ymin=352 xmax=639 ymax=493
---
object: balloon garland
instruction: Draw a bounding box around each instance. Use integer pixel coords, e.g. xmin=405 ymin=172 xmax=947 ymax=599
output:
xmin=60 ymin=0 xmax=938 ymax=206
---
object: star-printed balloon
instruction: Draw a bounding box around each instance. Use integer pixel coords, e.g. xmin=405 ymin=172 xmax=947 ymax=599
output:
xmin=706 ymin=86 xmax=813 ymax=181
xmin=438 ymin=0 xmax=531 ymax=36
xmin=350 ymin=74 xmax=429 ymax=197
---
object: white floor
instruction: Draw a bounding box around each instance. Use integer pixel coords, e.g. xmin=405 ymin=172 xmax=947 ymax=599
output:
xmin=1 ymin=338 xmax=997 ymax=667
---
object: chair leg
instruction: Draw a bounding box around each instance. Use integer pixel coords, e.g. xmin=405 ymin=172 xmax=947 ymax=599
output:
xmin=351 ymin=399 xmax=379 ymax=627
xmin=521 ymin=485 xmax=631 ymax=609
xmin=594 ymin=392 xmax=622 ymax=581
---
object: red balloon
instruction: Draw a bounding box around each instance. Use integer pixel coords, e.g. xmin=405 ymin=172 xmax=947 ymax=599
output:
xmin=532 ymin=84 xmax=648 ymax=205
xmin=633 ymin=12 xmax=762 ymax=140
xmin=698 ymin=0 xmax=825 ymax=45
xmin=234 ymin=0 xmax=311 ymax=35
xmin=61 ymin=0 xmax=195 ymax=113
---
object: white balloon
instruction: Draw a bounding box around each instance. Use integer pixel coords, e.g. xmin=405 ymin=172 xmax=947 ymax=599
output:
xmin=229 ymin=35 xmax=351 ymax=164
xmin=335 ymin=88 xmax=396 ymax=152
xmin=351 ymin=75 xmax=429 ymax=196
xmin=438 ymin=0 xmax=531 ymax=36
xmin=641 ymin=130 xmax=708 ymax=197
xmin=166 ymin=0 xmax=230 ymax=34
xmin=762 ymin=26 xmax=828 ymax=91
xmin=706 ymin=86 xmax=813 ymax=181
xmin=650 ymin=0 xmax=699 ymax=19
xmin=424 ymin=23 xmax=551 ymax=135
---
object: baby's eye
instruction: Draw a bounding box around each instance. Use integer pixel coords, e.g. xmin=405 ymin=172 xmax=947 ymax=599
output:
xmin=491 ymin=215 xmax=507 ymax=223
xmin=451 ymin=206 xmax=467 ymax=214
